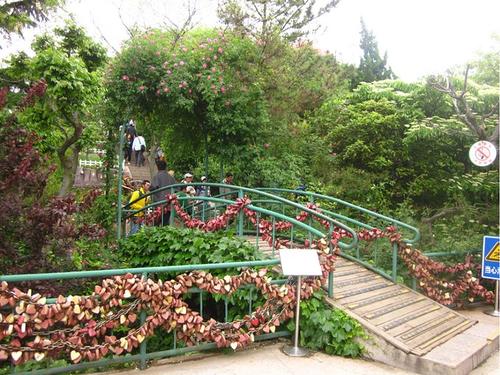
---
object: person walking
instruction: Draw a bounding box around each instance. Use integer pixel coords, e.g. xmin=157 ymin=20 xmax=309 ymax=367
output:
xmin=151 ymin=160 xmax=177 ymax=226
xmin=132 ymin=134 xmax=146 ymax=167
xmin=220 ymin=172 xmax=236 ymax=200
xmin=128 ymin=179 xmax=151 ymax=235
xmin=124 ymin=134 xmax=133 ymax=163
xmin=126 ymin=119 xmax=137 ymax=139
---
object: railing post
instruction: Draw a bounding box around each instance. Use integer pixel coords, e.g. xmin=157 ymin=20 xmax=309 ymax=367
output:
xmin=308 ymin=195 xmax=314 ymax=244
xmin=139 ymin=272 xmax=148 ymax=370
xmin=117 ymin=123 xmax=126 ymax=241
xmin=256 ymin=213 xmax=260 ymax=248
xmin=169 ymin=186 xmax=175 ymax=225
xmin=272 ymin=217 xmax=276 ymax=257
xmin=238 ymin=190 xmax=244 ymax=237
xmin=328 ymin=227 xmax=334 ymax=298
xmin=392 ymin=242 xmax=398 ymax=283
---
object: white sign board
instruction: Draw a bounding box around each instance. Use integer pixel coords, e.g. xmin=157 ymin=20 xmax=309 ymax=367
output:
xmin=469 ymin=141 xmax=497 ymax=167
xmin=280 ymin=249 xmax=322 ymax=276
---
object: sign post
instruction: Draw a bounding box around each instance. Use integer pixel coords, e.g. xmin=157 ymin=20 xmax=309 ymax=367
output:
xmin=482 ymin=236 xmax=500 ymax=317
xmin=280 ymin=249 xmax=322 ymax=357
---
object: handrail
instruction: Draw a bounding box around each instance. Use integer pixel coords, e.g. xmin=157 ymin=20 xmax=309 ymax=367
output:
xmin=125 ymin=195 xmax=326 ymax=237
xmin=122 ymin=183 xmax=359 ymax=250
xmin=0 ymin=259 xmax=280 ymax=283
xmin=256 ymin=188 xmax=420 ymax=244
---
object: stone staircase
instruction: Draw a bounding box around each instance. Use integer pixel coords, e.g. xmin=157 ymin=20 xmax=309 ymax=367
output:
xmin=245 ymin=236 xmax=500 ymax=375
xmin=126 ymin=153 xmax=156 ymax=182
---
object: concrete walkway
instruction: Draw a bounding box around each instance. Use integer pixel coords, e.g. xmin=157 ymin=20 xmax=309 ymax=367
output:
xmin=102 ymin=340 xmax=498 ymax=375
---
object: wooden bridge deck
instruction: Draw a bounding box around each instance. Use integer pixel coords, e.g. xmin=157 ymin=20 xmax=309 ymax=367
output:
xmin=244 ymin=236 xmax=476 ymax=357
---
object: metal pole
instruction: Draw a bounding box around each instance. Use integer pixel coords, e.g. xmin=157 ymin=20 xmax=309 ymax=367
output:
xmin=485 ymin=280 xmax=500 ymax=317
xmin=283 ymin=276 xmax=309 ymax=357
xmin=238 ymin=190 xmax=244 ymax=236
xmin=116 ymin=123 xmax=126 ymax=241
xmin=392 ymin=242 xmax=398 ymax=283
xmin=293 ymin=276 xmax=301 ymax=346
xmin=139 ymin=272 xmax=148 ymax=369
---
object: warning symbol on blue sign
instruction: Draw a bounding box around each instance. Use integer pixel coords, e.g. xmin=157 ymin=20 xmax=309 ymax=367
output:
xmin=482 ymin=236 xmax=500 ymax=280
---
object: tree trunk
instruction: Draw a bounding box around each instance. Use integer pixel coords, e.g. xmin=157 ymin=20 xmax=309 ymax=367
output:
xmin=56 ymin=111 xmax=84 ymax=196
xmin=58 ymin=144 xmax=81 ymax=196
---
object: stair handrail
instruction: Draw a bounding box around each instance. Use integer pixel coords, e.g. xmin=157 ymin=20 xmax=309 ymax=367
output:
xmin=256 ymin=188 xmax=420 ymax=245
xmin=122 ymin=183 xmax=358 ymax=250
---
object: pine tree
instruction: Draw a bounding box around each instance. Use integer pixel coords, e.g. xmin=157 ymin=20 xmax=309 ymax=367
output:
xmin=356 ymin=18 xmax=395 ymax=85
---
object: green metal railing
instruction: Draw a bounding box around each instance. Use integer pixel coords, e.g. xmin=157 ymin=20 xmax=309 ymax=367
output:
xmin=122 ymin=188 xmax=360 ymax=297
xmin=256 ymin=188 xmax=421 ymax=283
xmin=123 ymin=183 xmax=358 ymax=245
xmin=256 ymin=188 xmax=420 ymax=244
xmin=0 ymin=260 xmax=288 ymax=374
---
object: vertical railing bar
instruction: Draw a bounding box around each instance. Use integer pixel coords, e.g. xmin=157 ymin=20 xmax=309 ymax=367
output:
xmin=256 ymin=213 xmax=260 ymax=249
xmin=308 ymin=196 xmax=314 ymax=244
xmin=392 ymin=241 xmax=398 ymax=283
xmin=328 ymin=226 xmax=334 ymax=298
xmin=248 ymin=288 xmax=253 ymax=315
xmin=272 ymin=217 xmax=276 ymax=257
xmin=224 ymin=296 xmax=228 ymax=322
xmin=173 ymin=329 xmax=177 ymax=350
xmin=169 ymin=187 xmax=175 ymax=226
xmin=200 ymin=291 xmax=204 ymax=317
xmin=139 ymin=272 xmax=148 ymax=370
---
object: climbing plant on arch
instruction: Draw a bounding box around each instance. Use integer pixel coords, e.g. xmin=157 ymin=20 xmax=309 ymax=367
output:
xmin=106 ymin=28 xmax=268 ymax=171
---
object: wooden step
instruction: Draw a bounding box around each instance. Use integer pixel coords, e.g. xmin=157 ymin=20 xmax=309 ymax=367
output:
xmin=244 ymin=236 xmax=477 ymax=359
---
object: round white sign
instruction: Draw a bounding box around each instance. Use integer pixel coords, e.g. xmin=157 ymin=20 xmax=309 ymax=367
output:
xmin=469 ymin=141 xmax=497 ymax=167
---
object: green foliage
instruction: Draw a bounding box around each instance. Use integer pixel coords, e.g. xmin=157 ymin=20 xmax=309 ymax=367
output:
xmin=1 ymin=22 xmax=107 ymax=195
xmin=0 ymin=0 xmax=62 ymax=38
xmin=0 ymin=358 xmax=68 ymax=374
xmin=107 ymin=28 xmax=268 ymax=172
xmin=217 ymin=0 xmax=339 ymax=43
xmin=78 ymin=190 xmax=118 ymax=233
xmin=355 ymin=19 xmax=396 ymax=86
xmin=119 ymin=226 xmax=263 ymax=271
xmin=119 ymin=226 xmax=268 ymax=326
xmin=470 ymin=44 xmax=500 ymax=86
xmin=287 ymin=291 xmax=366 ymax=357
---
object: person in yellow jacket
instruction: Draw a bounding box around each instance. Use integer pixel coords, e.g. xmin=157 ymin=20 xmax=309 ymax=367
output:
xmin=128 ymin=180 xmax=151 ymax=235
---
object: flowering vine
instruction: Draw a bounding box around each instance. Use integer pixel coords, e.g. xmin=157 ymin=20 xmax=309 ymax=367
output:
xmin=145 ymin=195 xmax=494 ymax=306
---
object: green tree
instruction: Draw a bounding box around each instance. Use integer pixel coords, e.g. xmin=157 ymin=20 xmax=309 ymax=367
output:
xmin=1 ymin=22 xmax=107 ymax=195
xmin=355 ymin=18 xmax=395 ymax=86
xmin=429 ymin=65 xmax=499 ymax=146
xmin=467 ymin=35 xmax=499 ymax=86
xmin=217 ymin=0 xmax=339 ymax=44
xmin=0 ymin=0 xmax=63 ymax=40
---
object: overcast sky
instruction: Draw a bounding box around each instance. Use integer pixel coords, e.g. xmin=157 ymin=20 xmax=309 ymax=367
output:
xmin=1 ymin=0 xmax=499 ymax=81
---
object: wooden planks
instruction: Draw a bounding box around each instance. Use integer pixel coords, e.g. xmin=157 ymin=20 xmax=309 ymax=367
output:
xmin=245 ymin=236 xmax=477 ymax=357
xmin=330 ymin=257 xmax=476 ymax=355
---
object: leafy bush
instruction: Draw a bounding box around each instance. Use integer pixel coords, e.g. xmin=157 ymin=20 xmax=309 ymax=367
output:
xmin=120 ymin=226 xmax=268 ymax=329
xmin=288 ymin=291 xmax=366 ymax=357
xmin=119 ymin=226 xmax=263 ymax=271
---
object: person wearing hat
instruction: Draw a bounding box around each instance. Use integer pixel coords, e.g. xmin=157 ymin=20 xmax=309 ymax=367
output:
xmin=182 ymin=173 xmax=196 ymax=197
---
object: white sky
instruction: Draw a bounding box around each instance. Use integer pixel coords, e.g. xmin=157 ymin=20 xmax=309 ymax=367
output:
xmin=1 ymin=0 xmax=499 ymax=82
